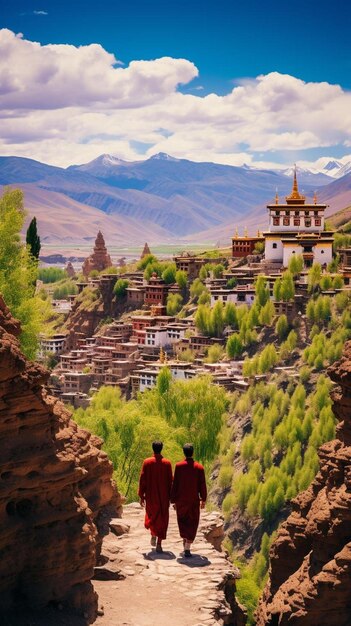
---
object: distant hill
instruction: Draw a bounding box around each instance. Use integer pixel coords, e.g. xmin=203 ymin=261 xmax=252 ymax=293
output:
xmin=0 ymin=154 xmax=350 ymax=245
xmin=326 ymin=204 xmax=351 ymax=232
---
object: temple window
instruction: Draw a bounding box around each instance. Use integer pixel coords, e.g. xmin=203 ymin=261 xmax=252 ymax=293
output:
xmin=275 ymin=210 xmax=279 ymax=216
xmin=304 ymin=211 xmax=310 ymax=216
xmin=273 ymin=218 xmax=280 ymax=226
xmin=314 ymin=210 xmax=319 ymax=216
xmin=283 ymin=218 xmax=290 ymax=226
xmin=321 ymin=250 xmax=324 ymax=254
xmin=315 ymin=219 xmax=321 ymax=226
xmin=295 ymin=211 xmax=299 ymax=216
xmin=305 ymin=219 xmax=311 ymax=227
xmin=294 ymin=218 xmax=300 ymax=226
xmin=272 ymin=243 xmax=277 ymax=249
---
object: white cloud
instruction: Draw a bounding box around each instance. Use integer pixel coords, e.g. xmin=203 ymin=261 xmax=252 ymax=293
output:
xmin=0 ymin=29 xmax=351 ymax=168
xmin=33 ymin=10 xmax=48 ymax=15
xmin=0 ymin=29 xmax=197 ymax=109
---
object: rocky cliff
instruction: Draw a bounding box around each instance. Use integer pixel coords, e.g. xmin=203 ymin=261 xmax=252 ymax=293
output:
xmin=256 ymin=341 xmax=351 ymax=626
xmin=0 ymin=296 xmax=122 ymax=621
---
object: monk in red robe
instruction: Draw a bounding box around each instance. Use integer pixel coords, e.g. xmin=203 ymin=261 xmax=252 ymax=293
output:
xmin=138 ymin=441 xmax=173 ymax=553
xmin=171 ymin=443 xmax=207 ymax=557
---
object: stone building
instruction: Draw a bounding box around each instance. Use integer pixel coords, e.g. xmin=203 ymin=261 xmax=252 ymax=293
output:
xmin=263 ymin=168 xmax=334 ymax=267
xmin=339 ymin=248 xmax=351 ymax=284
xmin=232 ymin=228 xmax=264 ymax=258
xmin=144 ymin=274 xmax=170 ymax=307
xmin=82 ymin=231 xmax=112 ymax=277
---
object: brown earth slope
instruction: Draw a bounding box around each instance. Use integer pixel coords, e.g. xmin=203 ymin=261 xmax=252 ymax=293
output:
xmin=256 ymin=341 xmax=351 ymax=626
xmin=0 ymin=295 xmax=122 ymax=622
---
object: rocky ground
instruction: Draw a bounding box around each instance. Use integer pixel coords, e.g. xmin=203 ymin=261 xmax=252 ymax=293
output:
xmin=3 ymin=505 xmax=244 ymax=626
xmin=94 ymin=503 xmax=243 ymax=626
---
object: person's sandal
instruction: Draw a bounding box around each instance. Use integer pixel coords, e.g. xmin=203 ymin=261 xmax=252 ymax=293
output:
xmin=156 ymin=544 xmax=163 ymax=553
xmin=150 ymin=536 xmax=157 ymax=547
xmin=184 ymin=549 xmax=192 ymax=557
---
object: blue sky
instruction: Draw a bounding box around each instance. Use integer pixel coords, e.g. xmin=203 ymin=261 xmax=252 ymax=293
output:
xmin=3 ymin=0 xmax=351 ymax=92
xmin=1 ymin=0 xmax=351 ymax=168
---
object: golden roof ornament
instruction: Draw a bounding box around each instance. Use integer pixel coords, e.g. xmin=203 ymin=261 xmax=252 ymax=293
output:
xmin=244 ymin=227 xmax=248 ymax=237
xmin=314 ymin=191 xmax=317 ymax=205
xmin=234 ymin=226 xmax=238 ymax=238
xmin=286 ymin=165 xmax=305 ymax=202
xmin=275 ymin=188 xmax=279 ymax=204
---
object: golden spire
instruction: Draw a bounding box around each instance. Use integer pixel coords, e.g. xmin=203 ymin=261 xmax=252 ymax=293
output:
xmin=286 ymin=164 xmax=305 ymax=202
xmin=313 ymin=191 xmax=317 ymax=205
xmin=292 ymin=164 xmax=299 ymax=196
xmin=275 ymin=188 xmax=279 ymax=204
xmin=244 ymin=227 xmax=248 ymax=237
xmin=234 ymin=226 xmax=238 ymax=238
xmin=257 ymin=229 xmax=261 ymax=237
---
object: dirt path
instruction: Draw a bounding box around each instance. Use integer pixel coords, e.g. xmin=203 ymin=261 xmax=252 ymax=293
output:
xmin=94 ymin=503 xmax=240 ymax=626
xmin=2 ymin=504 xmax=241 ymax=626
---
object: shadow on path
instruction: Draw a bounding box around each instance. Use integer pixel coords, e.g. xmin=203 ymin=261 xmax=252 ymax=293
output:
xmin=176 ymin=555 xmax=211 ymax=567
xmin=143 ymin=550 xmax=176 ymax=561
xmin=1 ymin=606 xmax=88 ymax=626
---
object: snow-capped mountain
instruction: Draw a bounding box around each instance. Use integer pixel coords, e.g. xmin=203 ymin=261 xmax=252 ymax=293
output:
xmin=149 ymin=152 xmax=180 ymax=162
xmin=1 ymin=152 xmax=351 ymax=245
xmin=279 ymin=158 xmax=351 ymax=180
xmin=298 ymin=158 xmax=351 ymax=179
xmin=280 ymin=166 xmax=331 ymax=186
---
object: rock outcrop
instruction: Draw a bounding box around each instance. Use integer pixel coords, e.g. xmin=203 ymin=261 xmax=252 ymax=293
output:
xmin=0 ymin=297 xmax=122 ymax=621
xmin=64 ymin=274 xmax=125 ymax=349
xmin=65 ymin=261 xmax=76 ymax=279
xmin=141 ymin=242 xmax=151 ymax=259
xmin=256 ymin=341 xmax=351 ymax=626
xmin=82 ymin=231 xmax=112 ymax=278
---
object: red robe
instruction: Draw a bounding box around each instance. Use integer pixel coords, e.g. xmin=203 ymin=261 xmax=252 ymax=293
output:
xmin=138 ymin=453 xmax=173 ymax=540
xmin=170 ymin=458 xmax=207 ymax=542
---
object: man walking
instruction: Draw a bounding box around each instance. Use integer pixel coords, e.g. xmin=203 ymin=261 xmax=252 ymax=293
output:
xmin=138 ymin=441 xmax=173 ymax=553
xmin=171 ymin=443 xmax=207 ymax=557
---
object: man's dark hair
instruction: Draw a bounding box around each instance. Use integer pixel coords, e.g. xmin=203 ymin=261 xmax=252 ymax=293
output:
xmin=152 ymin=440 xmax=163 ymax=454
xmin=183 ymin=443 xmax=194 ymax=458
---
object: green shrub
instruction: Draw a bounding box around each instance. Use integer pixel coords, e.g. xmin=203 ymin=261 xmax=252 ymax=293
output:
xmin=113 ymin=278 xmax=129 ymax=297
xmin=218 ymin=465 xmax=233 ymax=489
xmin=38 ymin=267 xmax=67 ymax=283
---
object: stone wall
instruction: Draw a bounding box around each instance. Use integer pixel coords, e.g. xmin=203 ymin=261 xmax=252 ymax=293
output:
xmin=0 ymin=296 xmax=122 ymax=621
xmin=256 ymin=341 xmax=351 ymax=626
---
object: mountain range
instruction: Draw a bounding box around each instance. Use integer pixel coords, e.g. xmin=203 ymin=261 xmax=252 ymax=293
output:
xmin=1 ymin=153 xmax=351 ymax=246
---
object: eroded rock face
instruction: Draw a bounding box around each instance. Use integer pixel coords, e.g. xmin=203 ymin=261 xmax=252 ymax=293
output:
xmin=0 ymin=299 xmax=122 ymax=621
xmin=256 ymin=341 xmax=351 ymax=626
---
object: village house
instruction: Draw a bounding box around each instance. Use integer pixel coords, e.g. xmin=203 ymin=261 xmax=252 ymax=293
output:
xmin=39 ymin=333 xmax=67 ymax=357
xmin=232 ymin=229 xmax=264 ymax=258
xmin=210 ymin=285 xmax=256 ymax=307
xmin=144 ymin=275 xmax=170 ymax=306
xmin=339 ymin=248 xmax=351 ymax=285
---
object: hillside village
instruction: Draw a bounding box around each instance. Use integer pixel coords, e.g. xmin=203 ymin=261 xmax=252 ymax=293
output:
xmin=40 ymin=169 xmax=351 ymax=411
